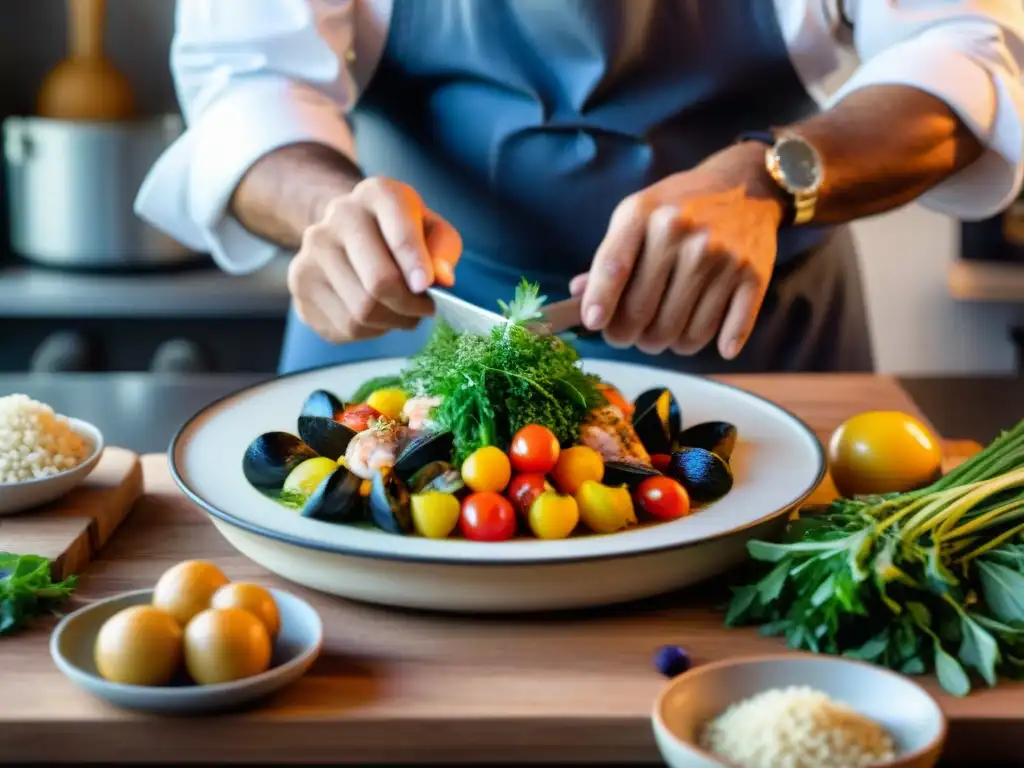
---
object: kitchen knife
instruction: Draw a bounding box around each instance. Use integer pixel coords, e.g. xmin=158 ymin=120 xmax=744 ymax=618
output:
xmin=426 ymin=288 xmax=588 ymax=337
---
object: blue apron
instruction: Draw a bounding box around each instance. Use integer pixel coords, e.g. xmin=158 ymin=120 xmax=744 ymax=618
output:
xmin=280 ymin=0 xmax=874 ymax=374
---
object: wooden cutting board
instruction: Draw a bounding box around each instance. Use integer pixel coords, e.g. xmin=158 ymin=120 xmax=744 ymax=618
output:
xmin=0 ymin=447 xmax=141 ymax=580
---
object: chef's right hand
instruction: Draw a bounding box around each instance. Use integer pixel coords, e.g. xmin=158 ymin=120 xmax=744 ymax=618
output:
xmin=288 ymin=177 xmax=462 ymax=343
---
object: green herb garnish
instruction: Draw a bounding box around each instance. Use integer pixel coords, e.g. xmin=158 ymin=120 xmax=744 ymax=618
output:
xmin=726 ymin=419 xmax=1024 ymax=696
xmin=400 ymin=279 xmax=605 ymax=465
xmin=0 ymin=553 xmax=78 ymax=635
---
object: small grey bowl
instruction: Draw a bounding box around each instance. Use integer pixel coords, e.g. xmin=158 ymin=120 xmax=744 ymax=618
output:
xmin=0 ymin=418 xmax=104 ymax=516
xmin=50 ymin=587 xmax=323 ymax=715
xmin=652 ymin=653 xmax=947 ymax=768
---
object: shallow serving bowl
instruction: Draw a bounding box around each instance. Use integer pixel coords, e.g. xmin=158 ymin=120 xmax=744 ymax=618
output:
xmin=0 ymin=418 xmax=104 ymax=517
xmin=652 ymin=654 xmax=947 ymax=768
xmin=170 ymin=358 xmax=826 ymax=613
xmin=50 ymin=587 xmax=323 ymax=715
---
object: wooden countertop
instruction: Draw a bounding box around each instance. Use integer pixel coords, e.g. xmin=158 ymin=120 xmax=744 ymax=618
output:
xmin=2 ymin=375 xmax=1021 ymax=765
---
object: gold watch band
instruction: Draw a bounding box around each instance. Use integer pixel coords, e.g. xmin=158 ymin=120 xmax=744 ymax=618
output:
xmin=764 ymin=135 xmax=820 ymax=226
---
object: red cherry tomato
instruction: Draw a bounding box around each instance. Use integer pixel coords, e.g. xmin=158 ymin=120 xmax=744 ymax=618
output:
xmin=509 ymin=424 xmax=561 ymax=474
xmin=506 ymin=473 xmax=554 ymax=517
xmin=339 ymin=404 xmax=384 ymax=432
xmin=651 ymin=454 xmax=672 ymax=473
xmin=460 ymin=492 xmax=517 ymax=541
xmin=636 ymin=476 xmax=691 ymax=521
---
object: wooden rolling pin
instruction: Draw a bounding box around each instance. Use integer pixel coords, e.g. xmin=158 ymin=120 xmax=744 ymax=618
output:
xmin=37 ymin=0 xmax=136 ymax=120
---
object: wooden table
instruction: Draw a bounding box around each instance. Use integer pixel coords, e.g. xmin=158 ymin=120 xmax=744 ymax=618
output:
xmin=2 ymin=375 xmax=1022 ymax=765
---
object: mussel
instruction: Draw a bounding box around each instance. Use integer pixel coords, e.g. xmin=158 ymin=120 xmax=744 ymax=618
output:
xmin=243 ymin=432 xmax=318 ymax=490
xmin=408 ymin=460 xmax=464 ymax=494
xmin=632 ymin=388 xmax=682 ymax=455
xmin=393 ymin=430 xmax=455 ymax=481
xmin=297 ymin=415 xmax=357 ymax=461
xmin=676 ymin=421 xmax=738 ymax=463
xmin=666 ymin=447 xmax=733 ymax=503
xmin=368 ymin=466 xmax=414 ymax=534
xmin=301 ymin=388 xmax=345 ymax=420
xmin=301 ymin=465 xmax=363 ymax=522
xmin=603 ymin=460 xmax=662 ymax=489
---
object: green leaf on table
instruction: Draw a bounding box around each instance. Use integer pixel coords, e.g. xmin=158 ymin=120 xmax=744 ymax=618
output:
xmin=843 ymin=629 xmax=890 ymax=662
xmin=977 ymin=560 xmax=1024 ymax=625
xmin=957 ymin=612 xmax=1000 ymax=687
xmin=900 ymin=657 xmax=927 ymax=675
xmin=0 ymin=553 xmax=77 ymax=636
xmin=756 ymin=561 xmax=790 ymax=604
xmin=935 ymin=642 xmax=972 ymax=697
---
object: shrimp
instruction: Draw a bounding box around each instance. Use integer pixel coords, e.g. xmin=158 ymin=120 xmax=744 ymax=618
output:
xmin=579 ymin=405 xmax=651 ymax=467
xmin=402 ymin=395 xmax=443 ymax=432
xmin=344 ymin=420 xmax=408 ymax=479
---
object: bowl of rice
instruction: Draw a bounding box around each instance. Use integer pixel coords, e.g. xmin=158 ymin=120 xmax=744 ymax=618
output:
xmin=652 ymin=653 xmax=946 ymax=768
xmin=0 ymin=394 xmax=104 ymax=516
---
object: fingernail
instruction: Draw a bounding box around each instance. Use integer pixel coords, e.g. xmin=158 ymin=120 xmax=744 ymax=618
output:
xmin=409 ymin=268 xmax=428 ymax=293
xmin=724 ymin=339 xmax=741 ymax=359
xmin=584 ymin=305 xmax=605 ymax=329
xmin=435 ymin=261 xmax=454 ymax=285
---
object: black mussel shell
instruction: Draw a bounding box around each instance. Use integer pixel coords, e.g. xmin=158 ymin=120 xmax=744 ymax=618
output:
xmin=632 ymin=388 xmax=682 ymax=455
xmin=301 ymin=388 xmax=345 ymax=420
xmin=369 ymin=467 xmax=413 ymax=534
xmin=394 ymin=431 xmax=455 ymax=481
xmin=301 ymin=466 xmax=363 ymax=522
xmin=243 ymin=432 xmax=318 ymax=490
xmin=603 ymin=461 xmax=662 ymax=489
xmin=667 ymin=447 xmax=733 ymax=503
xmin=297 ymin=416 xmax=357 ymax=461
xmin=676 ymin=421 xmax=738 ymax=463
xmin=408 ymin=460 xmax=464 ymax=494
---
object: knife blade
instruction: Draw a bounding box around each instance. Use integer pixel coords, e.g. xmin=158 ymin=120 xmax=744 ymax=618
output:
xmin=426 ymin=287 xmax=589 ymax=337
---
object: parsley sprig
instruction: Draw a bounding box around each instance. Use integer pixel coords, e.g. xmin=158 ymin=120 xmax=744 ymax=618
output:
xmin=400 ymin=280 xmax=604 ymax=465
xmin=0 ymin=553 xmax=78 ymax=635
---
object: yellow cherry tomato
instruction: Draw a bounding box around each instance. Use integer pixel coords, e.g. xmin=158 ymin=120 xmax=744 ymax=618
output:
xmin=94 ymin=605 xmax=183 ymax=686
xmin=828 ymin=410 xmax=943 ymax=497
xmin=210 ymin=583 xmax=281 ymax=639
xmin=411 ymin=491 xmax=461 ymax=539
xmin=283 ymin=456 xmax=339 ymax=497
xmin=461 ymin=445 xmax=512 ymax=493
xmin=575 ymin=480 xmax=637 ymax=534
xmin=528 ymin=491 xmax=579 ymax=540
xmin=550 ymin=445 xmax=604 ymax=495
xmin=365 ymin=388 xmax=409 ymax=422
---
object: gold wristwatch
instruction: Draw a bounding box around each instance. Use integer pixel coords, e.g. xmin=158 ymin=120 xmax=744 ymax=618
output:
xmin=739 ymin=130 xmax=824 ymax=226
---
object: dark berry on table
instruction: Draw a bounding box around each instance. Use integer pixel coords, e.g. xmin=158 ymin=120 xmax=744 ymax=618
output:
xmin=654 ymin=645 xmax=692 ymax=678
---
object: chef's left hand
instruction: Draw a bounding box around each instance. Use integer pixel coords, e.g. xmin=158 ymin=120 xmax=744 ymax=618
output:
xmin=575 ymin=142 xmax=787 ymax=359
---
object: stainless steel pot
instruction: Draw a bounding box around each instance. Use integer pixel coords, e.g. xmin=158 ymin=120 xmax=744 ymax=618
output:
xmin=3 ymin=114 xmax=207 ymax=270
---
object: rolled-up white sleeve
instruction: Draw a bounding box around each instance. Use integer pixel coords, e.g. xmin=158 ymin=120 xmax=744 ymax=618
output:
xmin=134 ymin=0 xmax=359 ymax=274
xmin=828 ymin=0 xmax=1024 ymax=221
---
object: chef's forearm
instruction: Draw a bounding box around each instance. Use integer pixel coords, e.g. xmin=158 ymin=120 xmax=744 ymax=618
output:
xmin=229 ymin=142 xmax=364 ymax=249
xmin=787 ymin=84 xmax=985 ymax=223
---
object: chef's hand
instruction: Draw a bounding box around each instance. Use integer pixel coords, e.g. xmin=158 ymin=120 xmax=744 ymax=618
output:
xmin=288 ymin=177 xmax=462 ymax=343
xmin=574 ymin=142 xmax=786 ymax=359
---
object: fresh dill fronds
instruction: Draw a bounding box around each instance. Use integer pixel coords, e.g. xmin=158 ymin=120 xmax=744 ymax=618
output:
xmin=400 ymin=280 xmax=604 ymax=465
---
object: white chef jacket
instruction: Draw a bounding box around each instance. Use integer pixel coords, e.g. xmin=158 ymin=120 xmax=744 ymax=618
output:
xmin=134 ymin=0 xmax=1024 ymax=276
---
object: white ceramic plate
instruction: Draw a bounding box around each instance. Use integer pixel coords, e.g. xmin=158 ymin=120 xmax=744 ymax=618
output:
xmin=170 ymin=358 xmax=825 ymax=612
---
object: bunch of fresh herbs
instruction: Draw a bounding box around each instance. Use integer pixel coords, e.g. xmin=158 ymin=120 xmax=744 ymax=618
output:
xmin=400 ymin=280 xmax=605 ymax=464
xmin=726 ymin=418 xmax=1024 ymax=696
xmin=0 ymin=553 xmax=78 ymax=635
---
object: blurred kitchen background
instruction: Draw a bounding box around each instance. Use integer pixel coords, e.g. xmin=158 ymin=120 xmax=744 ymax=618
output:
xmin=1 ymin=0 xmax=1022 ymax=376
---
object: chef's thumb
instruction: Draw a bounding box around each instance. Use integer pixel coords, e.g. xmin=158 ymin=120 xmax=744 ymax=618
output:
xmin=425 ymin=212 xmax=463 ymax=287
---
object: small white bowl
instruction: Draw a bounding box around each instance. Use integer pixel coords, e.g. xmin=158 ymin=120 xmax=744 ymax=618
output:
xmin=50 ymin=587 xmax=323 ymax=715
xmin=652 ymin=654 xmax=947 ymax=768
xmin=0 ymin=418 xmax=105 ymax=516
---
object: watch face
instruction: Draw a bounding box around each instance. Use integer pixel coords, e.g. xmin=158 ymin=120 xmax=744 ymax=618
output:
xmin=776 ymin=138 xmax=822 ymax=192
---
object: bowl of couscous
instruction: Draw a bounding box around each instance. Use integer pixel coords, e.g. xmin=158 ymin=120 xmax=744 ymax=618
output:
xmin=0 ymin=394 xmax=104 ymax=516
xmin=652 ymin=653 xmax=946 ymax=768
